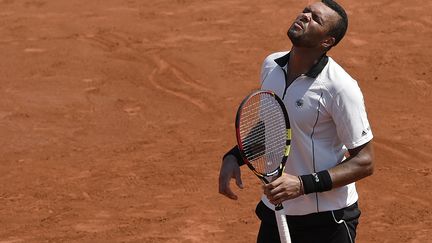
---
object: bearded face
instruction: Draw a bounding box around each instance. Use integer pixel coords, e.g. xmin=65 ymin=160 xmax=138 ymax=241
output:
xmin=287 ymin=2 xmax=340 ymax=49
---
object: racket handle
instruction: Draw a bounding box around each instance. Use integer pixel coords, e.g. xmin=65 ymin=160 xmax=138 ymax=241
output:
xmin=275 ymin=209 xmax=291 ymax=243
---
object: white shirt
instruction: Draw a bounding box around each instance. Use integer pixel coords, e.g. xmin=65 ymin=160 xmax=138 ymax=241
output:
xmin=260 ymin=51 xmax=373 ymax=215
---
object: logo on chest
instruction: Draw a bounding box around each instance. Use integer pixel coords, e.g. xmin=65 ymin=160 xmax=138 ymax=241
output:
xmin=295 ymin=98 xmax=304 ymax=108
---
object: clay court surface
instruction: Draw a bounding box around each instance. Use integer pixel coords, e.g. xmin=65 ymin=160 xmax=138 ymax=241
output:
xmin=0 ymin=0 xmax=431 ymax=242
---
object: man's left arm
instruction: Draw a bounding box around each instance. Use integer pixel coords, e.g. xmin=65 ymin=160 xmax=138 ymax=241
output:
xmin=329 ymin=140 xmax=374 ymax=188
xmin=262 ymin=141 xmax=374 ymax=205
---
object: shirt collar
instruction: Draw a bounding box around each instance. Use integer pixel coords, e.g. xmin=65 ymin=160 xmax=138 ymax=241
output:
xmin=274 ymin=52 xmax=329 ymax=78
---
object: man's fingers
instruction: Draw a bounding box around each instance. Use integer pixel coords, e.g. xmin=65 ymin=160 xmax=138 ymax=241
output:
xmin=234 ymin=168 xmax=244 ymax=189
xmin=218 ymin=155 xmax=243 ymax=200
xmin=219 ymin=173 xmax=239 ymax=200
xmin=218 ymin=181 xmax=238 ymax=200
xmin=269 ymin=176 xmax=283 ymax=187
xmin=224 ymin=187 xmax=239 ymax=200
xmin=262 ymin=183 xmax=274 ymax=196
xmin=270 ymin=184 xmax=284 ymax=195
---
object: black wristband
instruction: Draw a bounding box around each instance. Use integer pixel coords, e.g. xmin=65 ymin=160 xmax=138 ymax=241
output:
xmin=222 ymin=145 xmax=245 ymax=166
xmin=300 ymin=170 xmax=333 ymax=194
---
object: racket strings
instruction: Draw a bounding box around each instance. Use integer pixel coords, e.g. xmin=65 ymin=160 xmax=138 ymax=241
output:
xmin=239 ymin=93 xmax=286 ymax=175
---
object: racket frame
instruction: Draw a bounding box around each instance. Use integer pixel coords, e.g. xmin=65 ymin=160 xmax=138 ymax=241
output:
xmin=235 ymin=90 xmax=292 ymax=243
xmin=235 ymin=90 xmax=291 ymax=182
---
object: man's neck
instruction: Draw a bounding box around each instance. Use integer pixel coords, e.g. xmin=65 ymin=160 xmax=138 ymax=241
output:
xmin=288 ymin=46 xmax=326 ymax=76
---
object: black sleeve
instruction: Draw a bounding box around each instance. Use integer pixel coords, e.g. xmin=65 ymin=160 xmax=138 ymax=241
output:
xmin=223 ymin=145 xmax=245 ymax=166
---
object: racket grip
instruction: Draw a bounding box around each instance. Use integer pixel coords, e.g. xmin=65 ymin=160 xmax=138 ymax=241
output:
xmin=275 ymin=209 xmax=291 ymax=243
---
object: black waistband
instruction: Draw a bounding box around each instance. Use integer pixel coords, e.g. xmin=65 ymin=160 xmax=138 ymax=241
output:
xmin=256 ymin=201 xmax=361 ymax=228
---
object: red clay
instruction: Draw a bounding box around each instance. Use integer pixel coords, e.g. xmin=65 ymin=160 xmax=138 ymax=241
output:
xmin=0 ymin=0 xmax=431 ymax=242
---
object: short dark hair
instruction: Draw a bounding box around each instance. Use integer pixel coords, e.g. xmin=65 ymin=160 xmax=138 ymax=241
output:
xmin=321 ymin=0 xmax=348 ymax=47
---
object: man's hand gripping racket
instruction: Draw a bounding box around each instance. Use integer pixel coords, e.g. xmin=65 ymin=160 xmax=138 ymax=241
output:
xmin=235 ymin=90 xmax=292 ymax=243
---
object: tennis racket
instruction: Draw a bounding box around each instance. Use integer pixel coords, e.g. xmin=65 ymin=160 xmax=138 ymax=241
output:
xmin=235 ymin=90 xmax=292 ymax=243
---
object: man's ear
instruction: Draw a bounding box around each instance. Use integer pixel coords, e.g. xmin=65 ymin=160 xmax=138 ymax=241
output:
xmin=322 ymin=36 xmax=336 ymax=49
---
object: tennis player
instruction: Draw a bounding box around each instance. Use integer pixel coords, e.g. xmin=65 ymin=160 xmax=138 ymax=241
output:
xmin=219 ymin=1 xmax=374 ymax=242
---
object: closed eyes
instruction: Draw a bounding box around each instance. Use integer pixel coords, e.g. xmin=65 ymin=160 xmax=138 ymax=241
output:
xmin=302 ymin=7 xmax=323 ymax=25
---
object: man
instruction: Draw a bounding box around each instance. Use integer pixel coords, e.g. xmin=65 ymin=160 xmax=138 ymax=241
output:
xmin=219 ymin=1 xmax=374 ymax=242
